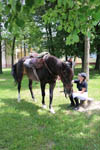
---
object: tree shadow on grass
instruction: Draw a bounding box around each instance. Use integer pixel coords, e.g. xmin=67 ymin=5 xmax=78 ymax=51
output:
xmin=0 ymin=69 xmax=40 ymax=91
xmin=0 ymin=78 xmax=40 ymax=91
xmin=0 ymin=98 xmax=42 ymax=117
xmin=1 ymin=98 xmax=100 ymax=150
xmin=57 ymin=103 xmax=74 ymax=111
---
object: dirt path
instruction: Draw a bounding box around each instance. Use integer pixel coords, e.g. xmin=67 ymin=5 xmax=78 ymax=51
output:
xmin=78 ymin=101 xmax=100 ymax=112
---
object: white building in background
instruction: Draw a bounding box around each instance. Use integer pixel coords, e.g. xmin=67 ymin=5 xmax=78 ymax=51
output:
xmin=2 ymin=49 xmax=6 ymax=68
xmin=2 ymin=51 xmax=12 ymax=68
xmin=2 ymin=42 xmax=17 ymax=68
xmin=2 ymin=39 xmax=96 ymax=68
xmin=2 ymin=46 xmax=30 ymax=68
xmin=1 ymin=40 xmax=11 ymax=68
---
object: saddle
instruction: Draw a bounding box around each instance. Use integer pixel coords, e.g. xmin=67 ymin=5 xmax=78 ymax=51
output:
xmin=29 ymin=52 xmax=49 ymax=59
xmin=23 ymin=52 xmax=50 ymax=81
xmin=29 ymin=52 xmax=49 ymax=69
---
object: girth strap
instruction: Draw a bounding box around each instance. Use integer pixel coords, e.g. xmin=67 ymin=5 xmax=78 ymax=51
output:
xmin=32 ymin=67 xmax=40 ymax=81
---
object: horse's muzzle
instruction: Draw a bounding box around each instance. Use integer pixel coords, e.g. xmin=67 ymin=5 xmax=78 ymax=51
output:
xmin=64 ymin=87 xmax=72 ymax=98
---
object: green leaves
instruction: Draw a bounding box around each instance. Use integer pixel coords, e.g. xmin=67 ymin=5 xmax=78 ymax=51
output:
xmin=8 ymin=0 xmax=17 ymax=12
xmin=58 ymin=0 xmax=74 ymax=8
xmin=1 ymin=0 xmax=100 ymax=52
xmin=93 ymin=7 xmax=100 ymax=22
xmin=15 ymin=17 xmax=25 ymax=28
xmin=43 ymin=0 xmax=100 ymax=45
xmin=66 ymin=32 xmax=79 ymax=45
xmin=58 ymin=25 xmax=62 ymax=31
xmin=67 ymin=0 xmax=74 ymax=8
xmin=58 ymin=0 xmax=62 ymax=7
xmin=0 ymin=2 xmax=3 ymax=13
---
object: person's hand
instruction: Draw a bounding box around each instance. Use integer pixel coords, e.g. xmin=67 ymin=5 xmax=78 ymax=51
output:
xmin=73 ymin=90 xmax=78 ymax=92
xmin=57 ymin=76 xmax=61 ymax=80
xmin=77 ymin=91 xmax=84 ymax=94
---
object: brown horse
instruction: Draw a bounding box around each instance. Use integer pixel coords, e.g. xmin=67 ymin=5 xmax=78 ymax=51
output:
xmin=12 ymin=53 xmax=73 ymax=113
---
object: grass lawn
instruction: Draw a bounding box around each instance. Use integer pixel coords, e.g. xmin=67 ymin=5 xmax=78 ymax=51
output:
xmin=0 ymin=67 xmax=100 ymax=150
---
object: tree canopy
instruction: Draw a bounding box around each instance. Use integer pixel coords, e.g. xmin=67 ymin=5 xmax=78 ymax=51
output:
xmin=0 ymin=0 xmax=100 ymax=74
xmin=2 ymin=0 xmax=100 ymax=46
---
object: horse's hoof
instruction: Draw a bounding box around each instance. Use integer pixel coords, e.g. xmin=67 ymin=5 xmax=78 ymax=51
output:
xmin=50 ymin=108 xmax=55 ymax=114
xmin=18 ymin=93 xmax=20 ymax=102
xmin=33 ymin=98 xmax=37 ymax=102
xmin=17 ymin=98 xmax=20 ymax=103
xmin=42 ymin=105 xmax=47 ymax=109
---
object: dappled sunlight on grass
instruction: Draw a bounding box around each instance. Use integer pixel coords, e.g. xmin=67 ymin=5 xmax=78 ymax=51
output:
xmin=0 ymin=78 xmax=7 ymax=81
xmin=19 ymin=111 xmax=30 ymax=117
xmin=0 ymin=68 xmax=100 ymax=150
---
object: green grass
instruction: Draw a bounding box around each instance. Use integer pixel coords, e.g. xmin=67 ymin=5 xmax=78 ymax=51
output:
xmin=0 ymin=67 xmax=100 ymax=150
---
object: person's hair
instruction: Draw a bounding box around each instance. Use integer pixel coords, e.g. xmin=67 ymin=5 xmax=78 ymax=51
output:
xmin=83 ymin=77 xmax=86 ymax=81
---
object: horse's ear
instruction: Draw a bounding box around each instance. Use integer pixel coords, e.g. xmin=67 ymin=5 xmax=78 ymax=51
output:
xmin=65 ymin=61 xmax=72 ymax=68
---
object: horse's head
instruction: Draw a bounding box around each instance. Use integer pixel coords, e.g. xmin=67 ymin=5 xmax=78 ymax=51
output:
xmin=65 ymin=61 xmax=72 ymax=68
xmin=60 ymin=62 xmax=73 ymax=97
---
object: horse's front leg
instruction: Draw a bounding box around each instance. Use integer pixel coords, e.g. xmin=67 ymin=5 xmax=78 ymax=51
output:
xmin=29 ymin=79 xmax=37 ymax=102
xmin=40 ymin=82 xmax=46 ymax=109
xmin=49 ymin=82 xmax=56 ymax=114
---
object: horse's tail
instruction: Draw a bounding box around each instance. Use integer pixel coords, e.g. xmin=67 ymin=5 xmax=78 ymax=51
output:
xmin=11 ymin=63 xmax=19 ymax=84
xmin=12 ymin=59 xmax=24 ymax=84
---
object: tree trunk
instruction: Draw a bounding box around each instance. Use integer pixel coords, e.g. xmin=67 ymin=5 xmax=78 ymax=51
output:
xmin=0 ymin=38 xmax=2 ymax=74
xmin=20 ymin=44 xmax=23 ymax=58
xmin=65 ymin=55 xmax=68 ymax=61
xmin=5 ymin=40 xmax=7 ymax=68
xmin=94 ymin=24 xmax=100 ymax=70
xmin=81 ymin=52 xmax=84 ymax=71
xmin=48 ymin=24 xmax=54 ymax=53
xmin=11 ymin=36 xmax=16 ymax=67
xmin=45 ymin=25 xmax=51 ymax=53
xmin=95 ymin=47 xmax=100 ymax=70
xmin=0 ymin=24 xmax=2 ymax=74
xmin=84 ymin=35 xmax=90 ymax=80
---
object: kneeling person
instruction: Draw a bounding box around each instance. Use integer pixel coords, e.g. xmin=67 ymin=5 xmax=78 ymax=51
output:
xmin=69 ymin=72 xmax=88 ymax=109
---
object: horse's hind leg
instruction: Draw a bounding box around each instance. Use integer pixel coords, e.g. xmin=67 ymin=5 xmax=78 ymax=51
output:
xmin=18 ymin=81 xmax=21 ymax=102
xmin=49 ymin=82 xmax=56 ymax=114
xmin=29 ymin=79 xmax=36 ymax=102
xmin=40 ymin=82 xmax=46 ymax=109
